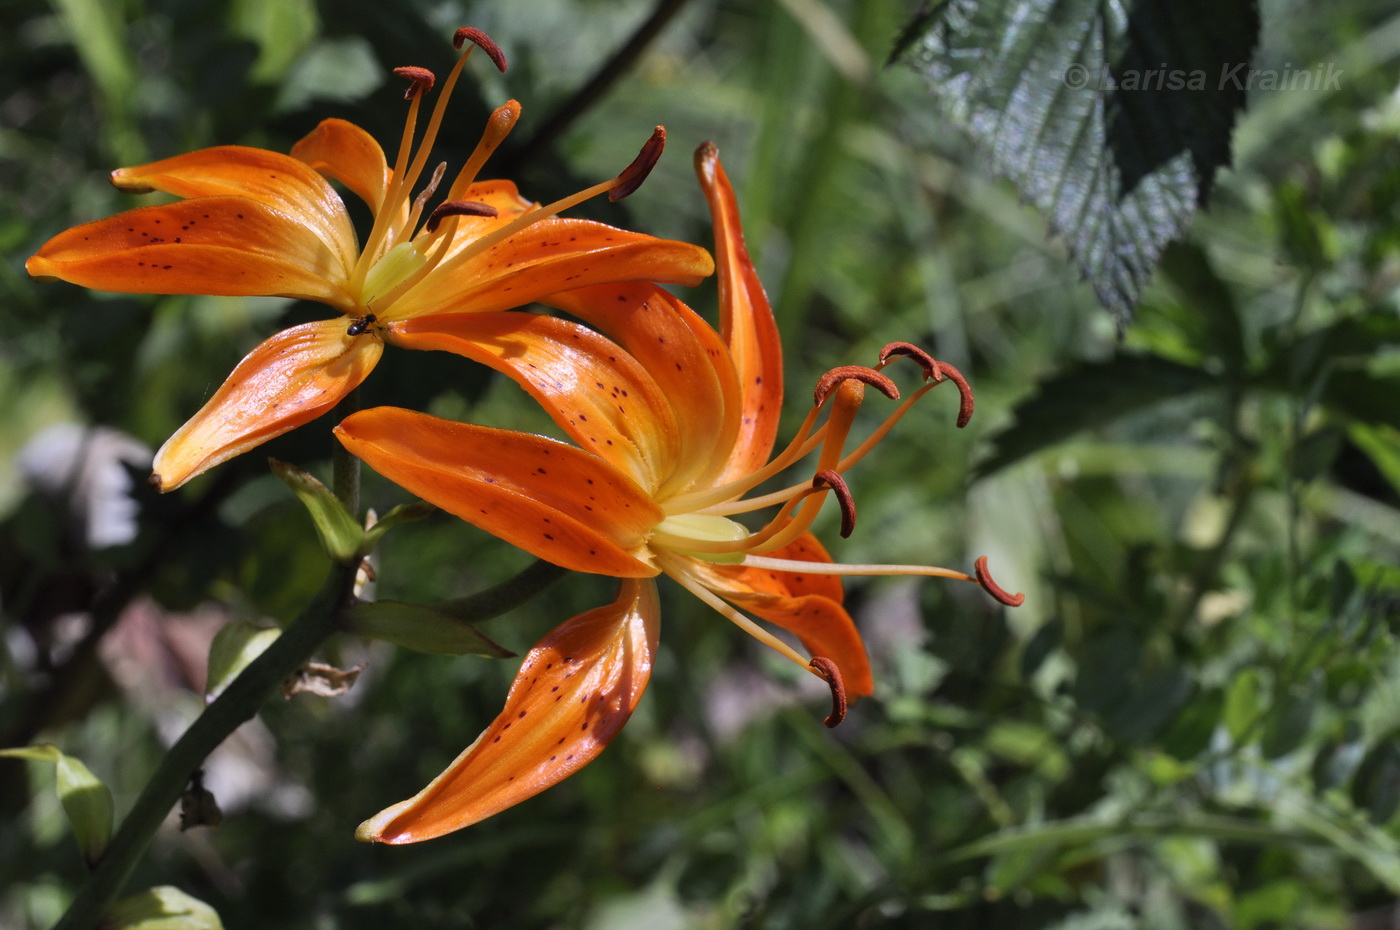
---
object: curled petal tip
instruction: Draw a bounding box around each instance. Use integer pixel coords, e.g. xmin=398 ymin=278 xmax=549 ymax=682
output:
xmin=974 ymin=556 xmax=1024 ymax=607
xmin=610 ymin=127 xmax=666 ymax=202
xmin=809 ymin=657 xmax=848 ymax=728
xmin=393 ymin=66 xmax=435 ymax=99
xmin=109 ymin=167 xmax=154 ymax=193
xmin=813 ymin=469 xmax=856 ymax=538
xmin=813 ymin=366 xmax=899 ymax=407
xmin=455 ymin=27 xmax=508 ymax=72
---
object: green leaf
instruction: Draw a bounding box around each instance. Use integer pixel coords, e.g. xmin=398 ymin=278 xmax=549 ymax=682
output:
xmin=893 ymin=0 xmax=1259 ymax=322
xmin=270 ymin=459 xmax=364 ymax=563
xmin=205 ymin=619 xmax=282 ymax=702
xmin=974 ymin=354 xmax=1217 ymax=478
xmin=107 ymin=886 xmax=224 ymax=930
xmin=346 ymin=601 xmax=514 ymax=658
xmin=228 ymin=0 xmax=318 ymax=84
xmin=1224 ymin=666 xmax=1269 ymax=744
xmin=0 ymin=744 xmax=114 ymax=866
xmin=361 ymin=501 xmax=436 ymax=552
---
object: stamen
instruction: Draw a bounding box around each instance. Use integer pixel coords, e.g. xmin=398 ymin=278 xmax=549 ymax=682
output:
xmin=814 ymin=366 xmax=899 ymax=407
xmin=454 ymin=27 xmax=508 ymax=72
xmin=393 ymin=66 xmax=435 ymax=100
xmin=445 ymin=101 xmax=522 ymax=202
xmin=609 ymin=126 xmax=666 ymax=202
xmin=937 ymin=362 xmax=975 ymax=428
xmin=661 ymin=556 xmax=815 ymax=674
xmin=426 ymin=200 xmax=499 ymax=232
xmin=813 ymin=469 xmax=856 ymax=538
xmin=974 ymin=556 xmax=1024 ymax=606
xmin=407 ymin=161 xmax=448 ymax=233
xmin=809 ymin=657 xmax=848 ymax=728
xmin=878 ymin=342 xmax=943 ymax=382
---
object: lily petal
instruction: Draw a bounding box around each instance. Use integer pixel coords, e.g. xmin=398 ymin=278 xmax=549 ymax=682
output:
xmin=358 ymin=578 xmax=660 ymax=843
xmin=152 ymin=319 xmax=382 ymax=491
xmin=701 ymin=533 xmax=844 ymax=603
xmin=696 ymin=144 xmax=783 ymax=482
xmin=335 ymin=406 xmax=663 ymax=577
xmin=110 ymin=145 xmax=358 ymax=271
xmin=391 ymin=219 xmax=715 ymax=318
xmin=290 ymin=118 xmax=393 ymax=215
xmin=386 ymin=311 xmax=679 ymax=492
xmin=26 ymin=197 xmax=354 ymax=305
xmin=544 ymin=283 xmax=743 ymax=497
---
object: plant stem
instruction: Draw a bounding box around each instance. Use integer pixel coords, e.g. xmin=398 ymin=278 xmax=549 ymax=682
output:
xmin=53 ymin=562 xmax=357 ymax=930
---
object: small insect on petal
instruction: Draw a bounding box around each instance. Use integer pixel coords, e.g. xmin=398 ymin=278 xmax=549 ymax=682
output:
xmin=347 ymin=313 xmax=377 ymax=336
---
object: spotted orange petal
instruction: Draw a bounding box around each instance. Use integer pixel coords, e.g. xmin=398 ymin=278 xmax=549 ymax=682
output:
xmin=701 ymin=533 xmax=844 ymax=603
xmin=290 ymin=118 xmax=393 ymax=214
xmin=695 ymin=144 xmax=783 ymax=482
xmin=109 ymin=145 xmax=358 ymax=270
xmin=543 ymin=282 xmax=743 ymax=497
xmin=334 ymin=406 xmax=662 ymax=577
xmin=735 ymin=591 xmax=874 ymax=698
xmin=152 ymin=319 xmax=382 ymax=491
xmin=26 ymin=197 xmax=354 ymax=306
xmin=358 ymin=578 xmax=660 ymax=842
xmin=385 ymin=311 xmax=678 ymax=493
xmin=391 ymin=220 xmax=715 ymax=318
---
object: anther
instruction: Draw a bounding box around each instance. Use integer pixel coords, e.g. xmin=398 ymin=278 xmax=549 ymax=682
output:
xmin=879 ymin=342 xmax=943 ymax=383
xmin=974 ymin=556 xmax=1024 ymax=607
xmin=454 ymin=27 xmax=508 ymax=72
xmin=426 ymin=200 xmax=500 ymax=232
xmin=809 ymin=657 xmax=848 ymax=728
xmin=609 ymin=126 xmax=666 ymax=202
xmin=936 ymin=362 xmax=976 ymax=429
xmin=813 ymin=366 xmax=899 ymax=407
xmin=813 ymin=469 xmax=856 ymax=538
xmin=393 ymin=66 xmax=435 ymax=100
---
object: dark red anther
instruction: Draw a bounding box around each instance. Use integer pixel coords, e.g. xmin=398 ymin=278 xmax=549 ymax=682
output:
xmin=879 ymin=342 xmax=943 ymax=383
xmin=809 ymin=657 xmax=848 ymax=728
xmin=393 ymin=66 xmax=435 ymax=100
xmin=936 ymin=362 xmax=975 ymax=429
xmin=609 ymin=126 xmax=666 ymax=202
xmin=454 ymin=28 xmax=508 ymax=72
xmin=426 ymin=200 xmax=500 ymax=232
xmin=813 ymin=366 xmax=900 ymax=407
xmin=974 ymin=556 xmax=1024 ymax=607
xmin=813 ymin=469 xmax=856 ymax=538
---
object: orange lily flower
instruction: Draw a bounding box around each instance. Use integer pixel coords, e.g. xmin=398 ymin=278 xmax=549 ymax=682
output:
xmin=25 ymin=28 xmax=713 ymax=491
xmin=334 ymin=144 xmax=1023 ymax=843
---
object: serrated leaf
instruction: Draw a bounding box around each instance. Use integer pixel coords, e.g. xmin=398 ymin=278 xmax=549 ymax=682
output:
xmin=0 ymin=744 xmax=114 ymax=865
xmin=974 ymin=354 xmax=1217 ymax=478
xmin=205 ymin=619 xmax=282 ymax=702
xmin=107 ymin=885 xmax=224 ymax=930
xmin=270 ymin=459 xmax=363 ymax=563
xmin=894 ymin=0 xmax=1259 ymax=322
xmin=346 ymin=600 xmax=514 ymax=657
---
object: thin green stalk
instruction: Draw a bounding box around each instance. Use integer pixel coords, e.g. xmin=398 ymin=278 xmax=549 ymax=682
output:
xmin=53 ymin=562 xmax=358 ymax=930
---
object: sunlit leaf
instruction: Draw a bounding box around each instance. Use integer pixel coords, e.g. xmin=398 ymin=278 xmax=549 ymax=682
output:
xmin=893 ymin=0 xmax=1259 ymax=321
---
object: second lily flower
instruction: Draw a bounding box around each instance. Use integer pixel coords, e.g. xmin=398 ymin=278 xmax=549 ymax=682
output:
xmin=336 ymin=144 xmax=1022 ymax=843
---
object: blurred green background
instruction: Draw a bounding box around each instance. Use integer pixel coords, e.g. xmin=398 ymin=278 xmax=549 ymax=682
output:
xmin=3 ymin=0 xmax=1400 ymax=927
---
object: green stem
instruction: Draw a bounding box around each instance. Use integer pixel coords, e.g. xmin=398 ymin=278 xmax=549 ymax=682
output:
xmin=332 ymin=387 xmax=362 ymax=514
xmin=53 ymin=562 xmax=358 ymax=930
